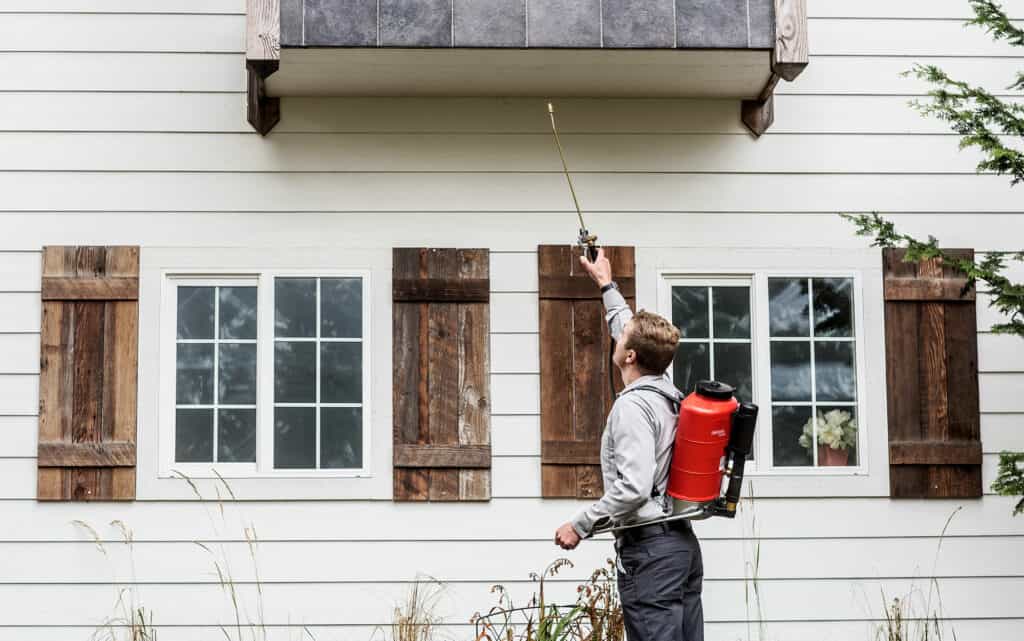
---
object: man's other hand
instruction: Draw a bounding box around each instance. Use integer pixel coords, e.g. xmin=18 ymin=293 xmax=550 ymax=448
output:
xmin=555 ymin=522 xmax=582 ymax=550
xmin=579 ymin=247 xmax=612 ymax=288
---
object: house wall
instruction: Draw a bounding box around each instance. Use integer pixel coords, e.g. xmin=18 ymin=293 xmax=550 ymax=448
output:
xmin=0 ymin=1 xmax=1023 ymax=639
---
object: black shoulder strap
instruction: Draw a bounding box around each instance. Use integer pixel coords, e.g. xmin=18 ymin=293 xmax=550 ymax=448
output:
xmin=621 ymin=384 xmax=681 ymax=412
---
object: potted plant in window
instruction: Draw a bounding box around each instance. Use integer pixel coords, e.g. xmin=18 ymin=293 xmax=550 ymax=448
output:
xmin=799 ymin=409 xmax=857 ymax=466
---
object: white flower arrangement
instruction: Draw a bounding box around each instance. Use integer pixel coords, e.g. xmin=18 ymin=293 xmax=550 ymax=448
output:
xmin=798 ymin=409 xmax=858 ymax=451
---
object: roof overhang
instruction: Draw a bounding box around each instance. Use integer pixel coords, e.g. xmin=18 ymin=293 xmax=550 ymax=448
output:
xmin=245 ymin=0 xmax=807 ymax=136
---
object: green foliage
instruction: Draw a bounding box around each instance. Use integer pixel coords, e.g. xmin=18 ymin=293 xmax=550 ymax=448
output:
xmin=991 ymin=451 xmax=1024 ymax=515
xmin=903 ymin=1 xmax=1024 ymax=184
xmin=840 ymin=213 xmax=1024 ymax=338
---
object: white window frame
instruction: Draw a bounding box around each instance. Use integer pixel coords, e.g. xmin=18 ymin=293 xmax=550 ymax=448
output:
xmin=657 ymin=267 xmax=871 ymax=480
xmin=158 ymin=269 xmax=373 ymax=480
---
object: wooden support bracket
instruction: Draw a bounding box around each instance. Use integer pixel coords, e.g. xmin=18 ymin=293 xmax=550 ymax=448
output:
xmin=742 ymin=0 xmax=808 ymax=138
xmin=246 ymin=0 xmax=281 ymax=135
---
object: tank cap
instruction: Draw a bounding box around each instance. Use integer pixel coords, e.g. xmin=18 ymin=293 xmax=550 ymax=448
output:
xmin=695 ymin=379 xmax=735 ymax=400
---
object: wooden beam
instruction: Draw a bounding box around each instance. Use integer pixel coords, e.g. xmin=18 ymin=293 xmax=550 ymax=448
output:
xmin=246 ymin=0 xmax=280 ymax=135
xmin=38 ymin=442 xmax=136 ymax=467
xmin=42 ymin=277 xmax=138 ymax=301
xmin=392 ymin=278 xmax=490 ymax=303
xmin=393 ymin=444 xmax=492 ymax=469
xmin=889 ymin=441 xmax=982 ymax=466
xmin=773 ymin=0 xmax=809 ymax=81
xmin=741 ymin=73 xmax=780 ymax=138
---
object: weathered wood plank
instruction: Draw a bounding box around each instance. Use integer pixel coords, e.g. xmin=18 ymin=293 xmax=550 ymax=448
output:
xmin=774 ymin=0 xmax=809 ymax=81
xmin=393 ymin=445 xmax=491 ymax=469
xmin=41 ymin=276 xmax=138 ymax=301
xmin=540 ymin=440 xmax=602 ymax=465
xmin=246 ymin=0 xmax=280 ymax=62
xmin=392 ymin=249 xmax=428 ymax=501
xmin=538 ymin=275 xmax=635 ymax=300
xmin=889 ymin=441 xmax=983 ymax=466
xmin=572 ymin=299 xmax=605 ymax=499
xmin=37 ymin=442 xmax=136 ymax=467
xmin=457 ymin=249 xmax=491 ymax=500
xmin=884 ymin=278 xmax=975 ymax=302
xmin=392 ymin=278 xmax=489 ymax=303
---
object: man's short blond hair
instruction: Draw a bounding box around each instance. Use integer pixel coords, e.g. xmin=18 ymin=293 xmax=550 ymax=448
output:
xmin=625 ymin=310 xmax=680 ymax=374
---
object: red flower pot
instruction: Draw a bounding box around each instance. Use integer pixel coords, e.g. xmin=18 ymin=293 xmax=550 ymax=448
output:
xmin=817 ymin=444 xmax=849 ymax=467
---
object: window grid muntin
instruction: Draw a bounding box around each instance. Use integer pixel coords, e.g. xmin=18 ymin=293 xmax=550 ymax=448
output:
xmin=272 ymin=276 xmax=364 ymax=471
xmin=768 ymin=276 xmax=858 ymax=469
xmin=174 ymin=283 xmax=258 ymax=464
xmin=672 ymin=283 xmax=754 ymax=397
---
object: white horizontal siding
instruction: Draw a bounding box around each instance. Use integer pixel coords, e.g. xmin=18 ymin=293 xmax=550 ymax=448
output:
xmin=0 ymin=173 xmax=1022 ymax=213
xmin=0 ymin=132 xmax=998 ymax=173
xmin=8 ymin=94 xmax=1024 ymax=134
xmin=0 ymin=1 xmax=1021 ymax=638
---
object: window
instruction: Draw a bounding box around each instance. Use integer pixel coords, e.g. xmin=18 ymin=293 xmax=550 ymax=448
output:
xmin=670 ymin=279 xmax=754 ymax=403
xmin=662 ymin=272 xmax=864 ymax=473
xmin=166 ymin=272 xmax=370 ymax=477
xmin=768 ymin=277 xmax=858 ymax=468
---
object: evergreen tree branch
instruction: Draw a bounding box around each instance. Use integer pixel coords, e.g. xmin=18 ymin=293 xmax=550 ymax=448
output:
xmin=967 ymin=0 xmax=1024 ymax=47
xmin=903 ymin=0 xmax=1024 ymax=184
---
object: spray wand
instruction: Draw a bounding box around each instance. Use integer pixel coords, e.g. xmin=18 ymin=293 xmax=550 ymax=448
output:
xmin=547 ymin=102 xmax=598 ymax=261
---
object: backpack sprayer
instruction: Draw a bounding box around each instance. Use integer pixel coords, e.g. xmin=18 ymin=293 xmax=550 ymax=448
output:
xmin=546 ymin=103 xmax=759 ymax=537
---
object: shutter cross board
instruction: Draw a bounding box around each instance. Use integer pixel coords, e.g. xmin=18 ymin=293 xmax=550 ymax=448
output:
xmin=538 ymin=245 xmax=635 ymax=499
xmin=883 ymin=248 xmax=982 ymax=499
xmin=392 ymin=248 xmax=491 ymax=502
xmin=37 ymin=246 xmax=139 ymax=501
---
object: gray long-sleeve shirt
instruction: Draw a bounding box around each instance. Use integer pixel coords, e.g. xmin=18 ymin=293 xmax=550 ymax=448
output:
xmin=570 ymin=288 xmax=683 ymax=538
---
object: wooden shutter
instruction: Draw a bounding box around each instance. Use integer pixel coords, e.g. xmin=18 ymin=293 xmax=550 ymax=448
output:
xmin=883 ymin=247 xmax=982 ymax=498
xmin=538 ymin=245 xmax=635 ymax=498
xmin=37 ymin=246 xmax=139 ymax=501
xmin=392 ymin=248 xmax=491 ymax=501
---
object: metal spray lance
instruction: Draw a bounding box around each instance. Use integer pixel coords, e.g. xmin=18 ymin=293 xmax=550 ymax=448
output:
xmin=547 ymin=102 xmax=598 ymax=261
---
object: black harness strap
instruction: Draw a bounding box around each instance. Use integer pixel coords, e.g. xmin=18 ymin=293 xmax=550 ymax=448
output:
xmin=616 ymin=383 xmax=682 ymax=500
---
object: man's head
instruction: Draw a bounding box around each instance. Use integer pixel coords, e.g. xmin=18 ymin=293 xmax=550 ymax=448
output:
xmin=614 ymin=310 xmax=680 ymax=379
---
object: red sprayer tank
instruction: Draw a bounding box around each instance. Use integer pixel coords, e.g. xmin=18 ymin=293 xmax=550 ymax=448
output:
xmin=666 ymin=380 xmax=738 ymax=502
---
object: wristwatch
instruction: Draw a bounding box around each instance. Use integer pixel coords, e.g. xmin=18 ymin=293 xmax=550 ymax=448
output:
xmin=600 ymin=281 xmax=618 ymax=294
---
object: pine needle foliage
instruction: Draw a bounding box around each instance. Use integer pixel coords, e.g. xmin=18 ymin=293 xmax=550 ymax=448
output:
xmin=904 ymin=1 xmax=1024 ymax=184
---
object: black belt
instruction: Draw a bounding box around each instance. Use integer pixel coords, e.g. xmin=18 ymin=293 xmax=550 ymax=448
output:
xmin=613 ymin=518 xmax=690 ymax=546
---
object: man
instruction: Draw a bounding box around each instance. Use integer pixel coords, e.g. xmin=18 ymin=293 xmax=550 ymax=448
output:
xmin=553 ymin=248 xmax=704 ymax=641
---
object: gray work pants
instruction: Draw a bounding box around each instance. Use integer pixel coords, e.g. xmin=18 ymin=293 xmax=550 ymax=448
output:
xmin=615 ymin=524 xmax=704 ymax=641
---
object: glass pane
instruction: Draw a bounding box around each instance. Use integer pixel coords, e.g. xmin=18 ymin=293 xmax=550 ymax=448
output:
xmin=770 ymin=341 xmax=811 ymax=402
xmin=218 ymin=408 xmax=257 ymax=463
xmin=274 ymin=406 xmax=316 ymax=469
xmin=275 ymin=278 xmax=317 ymax=338
xmin=768 ymin=278 xmax=809 ymax=337
xmin=175 ymin=408 xmax=213 ymax=462
xmin=219 ymin=343 xmax=257 ymax=405
xmin=176 ymin=343 xmax=214 ymax=404
xmin=321 ymin=278 xmax=362 ymax=339
xmin=177 ymin=286 xmax=214 ymax=339
xmin=814 ymin=342 xmax=857 ymax=402
xmin=673 ymin=342 xmax=710 ymax=396
xmin=321 ymin=407 xmax=363 ymax=469
xmin=274 ymin=341 xmax=316 ymax=403
xmin=813 ymin=278 xmax=854 ymax=337
xmin=815 ymin=406 xmax=859 ymax=466
xmin=714 ymin=343 xmax=752 ymax=403
xmin=712 ymin=286 xmax=751 ymax=339
xmin=672 ymin=286 xmax=709 ymax=339
xmin=219 ymin=286 xmax=257 ymax=340
xmin=321 ymin=342 xmax=362 ymax=403
xmin=772 ymin=405 xmax=813 ymax=467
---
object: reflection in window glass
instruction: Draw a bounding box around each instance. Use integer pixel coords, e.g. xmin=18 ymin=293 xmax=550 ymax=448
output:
xmin=671 ymin=284 xmax=753 ymax=402
xmin=273 ymin=277 xmax=364 ymax=470
xmin=174 ymin=284 xmax=258 ymax=464
xmin=769 ymin=277 xmax=857 ymax=468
